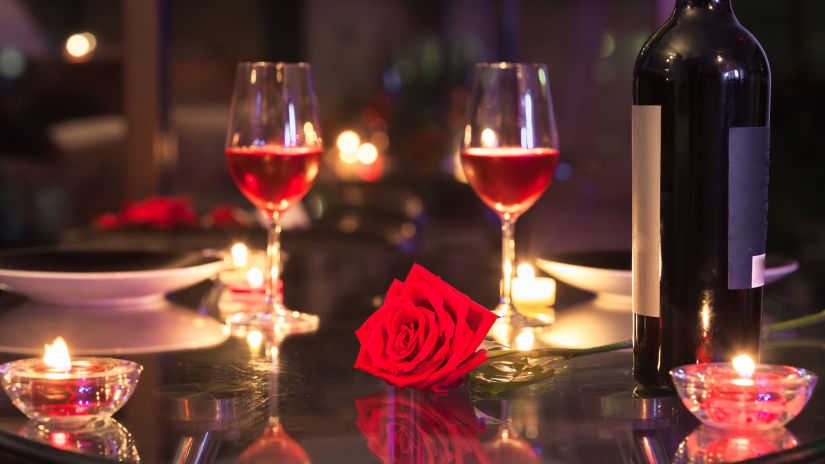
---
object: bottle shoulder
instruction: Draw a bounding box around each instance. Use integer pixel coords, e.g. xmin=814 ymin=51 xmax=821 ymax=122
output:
xmin=633 ymin=14 xmax=769 ymax=79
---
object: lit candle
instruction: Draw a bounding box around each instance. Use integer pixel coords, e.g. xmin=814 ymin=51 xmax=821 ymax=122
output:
xmin=231 ymin=242 xmax=249 ymax=268
xmin=670 ymin=356 xmax=818 ymax=430
xmin=732 ymin=354 xmax=755 ymax=386
xmin=0 ymin=337 xmax=142 ymax=427
xmin=245 ymin=267 xmax=265 ymax=291
xmin=512 ymin=263 xmax=556 ymax=323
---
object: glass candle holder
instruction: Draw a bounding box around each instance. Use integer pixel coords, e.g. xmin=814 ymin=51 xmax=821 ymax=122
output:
xmin=19 ymin=419 xmax=140 ymax=462
xmin=0 ymin=357 xmax=142 ymax=428
xmin=670 ymin=362 xmax=817 ymax=430
xmin=673 ymin=425 xmax=797 ymax=464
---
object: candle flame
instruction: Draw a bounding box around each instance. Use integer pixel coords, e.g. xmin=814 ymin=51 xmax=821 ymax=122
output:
xmin=231 ymin=243 xmax=249 ymax=267
xmin=247 ymin=268 xmax=264 ymax=288
xmin=733 ymin=354 xmax=755 ymax=379
xmin=43 ymin=337 xmax=71 ymax=371
xmin=516 ymin=263 xmax=535 ymax=280
xmin=515 ymin=330 xmax=535 ymax=351
xmin=480 ymin=128 xmax=497 ymax=147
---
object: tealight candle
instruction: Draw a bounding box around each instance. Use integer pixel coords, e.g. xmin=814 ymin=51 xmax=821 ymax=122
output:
xmin=0 ymin=337 xmax=142 ymax=428
xmin=231 ymin=242 xmax=249 ymax=268
xmin=512 ymin=263 xmax=556 ymax=323
xmin=670 ymin=355 xmax=818 ymax=430
xmin=219 ymin=243 xmax=271 ymax=293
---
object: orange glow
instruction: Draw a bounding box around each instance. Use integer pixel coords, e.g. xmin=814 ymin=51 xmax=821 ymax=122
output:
xmin=231 ymin=243 xmax=248 ymax=267
xmin=50 ymin=432 xmax=70 ymax=448
xmin=336 ymin=131 xmax=360 ymax=154
xmin=65 ymin=32 xmax=97 ymax=59
xmin=44 ymin=337 xmax=71 ymax=371
xmin=356 ymin=143 xmax=378 ymax=164
xmin=246 ymin=268 xmax=264 ymax=288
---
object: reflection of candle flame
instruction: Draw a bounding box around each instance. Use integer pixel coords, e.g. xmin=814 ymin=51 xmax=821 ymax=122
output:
xmin=247 ymin=330 xmax=263 ymax=349
xmin=481 ymin=128 xmax=497 ymax=147
xmin=247 ymin=268 xmax=264 ymax=288
xmin=231 ymin=243 xmax=249 ymax=267
xmin=516 ymin=331 xmax=535 ymax=351
xmin=50 ymin=431 xmax=69 ymax=447
xmin=44 ymin=337 xmax=71 ymax=371
xmin=516 ymin=263 xmax=535 ymax=280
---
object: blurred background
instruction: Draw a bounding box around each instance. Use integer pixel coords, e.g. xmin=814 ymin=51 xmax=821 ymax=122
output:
xmin=0 ymin=0 xmax=822 ymax=262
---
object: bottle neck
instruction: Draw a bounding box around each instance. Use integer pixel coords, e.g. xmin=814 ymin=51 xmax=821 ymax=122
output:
xmin=675 ymin=0 xmax=732 ymax=13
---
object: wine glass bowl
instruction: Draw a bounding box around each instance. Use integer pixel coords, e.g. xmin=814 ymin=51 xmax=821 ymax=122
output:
xmin=460 ymin=62 xmax=559 ymax=342
xmin=224 ymin=62 xmax=321 ymax=335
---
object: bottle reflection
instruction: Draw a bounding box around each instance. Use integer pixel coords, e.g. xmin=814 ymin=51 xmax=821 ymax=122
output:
xmin=355 ymin=387 xmax=489 ymax=464
xmin=235 ymin=344 xmax=311 ymax=464
xmin=19 ymin=418 xmax=140 ymax=462
xmin=673 ymin=425 xmax=798 ymax=464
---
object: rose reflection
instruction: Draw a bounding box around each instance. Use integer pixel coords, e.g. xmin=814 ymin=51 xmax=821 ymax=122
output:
xmin=355 ymin=387 xmax=490 ymax=464
xmin=673 ymin=425 xmax=798 ymax=463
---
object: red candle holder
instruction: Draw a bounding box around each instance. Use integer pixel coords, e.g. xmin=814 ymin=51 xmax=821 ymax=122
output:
xmin=670 ymin=362 xmax=817 ymax=430
xmin=0 ymin=357 xmax=142 ymax=428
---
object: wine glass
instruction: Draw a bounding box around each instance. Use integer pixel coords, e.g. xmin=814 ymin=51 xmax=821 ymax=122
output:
xmin=460 ymin=62 xmax=559 ymax=342
xmin=225 ymin=62 xmax=321 ymax=335
xmin=236 ymin=343 xmax=311 ymax=464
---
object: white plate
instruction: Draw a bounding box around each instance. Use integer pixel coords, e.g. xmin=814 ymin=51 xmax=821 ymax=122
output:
xmin=536 ymin=250 xmax=799 ymax=303
xmin=0 ymin=249 xmax=226 ymax=306
xmin=0 ymin=299 xmax=229 ymax=355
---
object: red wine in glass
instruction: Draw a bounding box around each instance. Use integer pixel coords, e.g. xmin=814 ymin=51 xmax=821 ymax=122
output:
xmin=224 ymin=62 xmax=321 ymax=335
xmin=461 ymin=147 xmax=559 ymax=217
xmin=461 ymin=62 xmax=560 ymax=342
xmin=226 ymin=146 xmax=322 ymax=214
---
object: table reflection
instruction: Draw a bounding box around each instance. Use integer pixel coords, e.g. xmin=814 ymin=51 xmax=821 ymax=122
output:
xmin=355 ymin=387 xmax=488 ymax=464
xmin=18 ymin=418 xmax=139 ymax=462
xmin=673 ymin=425 xmax=798 ymax=464
xmin=234 ymin=345 xmax=311 ymax=464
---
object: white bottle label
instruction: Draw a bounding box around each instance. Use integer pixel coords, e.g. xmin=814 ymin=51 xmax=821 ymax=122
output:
xmin=632 ymin=105 xmax=661 ymax=317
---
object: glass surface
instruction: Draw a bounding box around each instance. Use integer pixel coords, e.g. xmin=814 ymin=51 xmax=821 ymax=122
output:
xmin=460 ymin=62 xmax=560 ymax=344
xmin=0 ymin=233 xmax=823 ymax=463
xmin=0 ymin=358 xmax=141 ymax=428
xmin=224 ymin=62 xmax=322 ymax=337
xmin=670 ymin=362 xmax=817 ymax=430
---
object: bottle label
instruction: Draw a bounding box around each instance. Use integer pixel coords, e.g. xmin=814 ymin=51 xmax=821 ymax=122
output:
xmin=728 ymin=126 xmax=770 ymax=289
xmin=632 ymin=105 xmax=661 ymax=317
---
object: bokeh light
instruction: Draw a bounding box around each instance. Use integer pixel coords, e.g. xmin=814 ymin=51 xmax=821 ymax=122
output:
xmin=356 ymin=143 xmax=378 ymax=164
xmin=555 ymin=162 xmax=573 ymax=181
xmin=246 ymin=268 xmax=264 ymax=288
xmin=481 ymin=128 xmax=497 ymax=147
xmin=337 ymin=130 xmax=360 ymax=154
xmin=65 ymin=32 xmax=97 ymax=59
xmin=0 ymin=47 xmax=25 ymax=80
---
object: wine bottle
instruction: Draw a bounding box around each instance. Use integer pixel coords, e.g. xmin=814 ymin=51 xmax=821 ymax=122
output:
xmin=632 ymin=0 xmax=770 ymax=389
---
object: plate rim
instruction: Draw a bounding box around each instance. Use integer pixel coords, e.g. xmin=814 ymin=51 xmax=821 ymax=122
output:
xmin=0 ymin=248 xmax=225 ymax=280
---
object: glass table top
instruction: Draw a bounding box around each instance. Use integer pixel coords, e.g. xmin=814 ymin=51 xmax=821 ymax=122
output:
xmin=0 ymin=239 xmax=822 ymax=464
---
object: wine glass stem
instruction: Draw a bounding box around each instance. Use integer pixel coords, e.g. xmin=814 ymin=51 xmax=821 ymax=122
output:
xmin=500 ymin=213 xmax=516 ymax=308
xmin=265 ymin=211 xmax=283 ymax=309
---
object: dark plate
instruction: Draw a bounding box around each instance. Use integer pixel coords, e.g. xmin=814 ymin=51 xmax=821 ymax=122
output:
xmin=0 ymin=249 xmax=216 ymax=273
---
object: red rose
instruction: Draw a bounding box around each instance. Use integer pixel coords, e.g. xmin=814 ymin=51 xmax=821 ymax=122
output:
xmin=355 ymin=387 xmax=490 ymax=464
xmin=120 ymin=196 xmax=198 ymax=228
xmin=354 ymin=264 xmax=497 ymax=392
xmin=203 ymin=203 xmax=253 ymax=228
xmin=94 ymin=196 xmax=199 ymax=229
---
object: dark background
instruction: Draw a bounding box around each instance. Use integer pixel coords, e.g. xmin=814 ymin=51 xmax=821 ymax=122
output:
xmin=0 ymin=0 xmax=822 ymax=262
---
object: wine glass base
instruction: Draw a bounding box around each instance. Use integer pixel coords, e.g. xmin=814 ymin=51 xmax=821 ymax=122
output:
xmin=226 ymin=306 xmax=319 ymax=341
xmin=487 ymin=303 xmax=552 ymax=348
